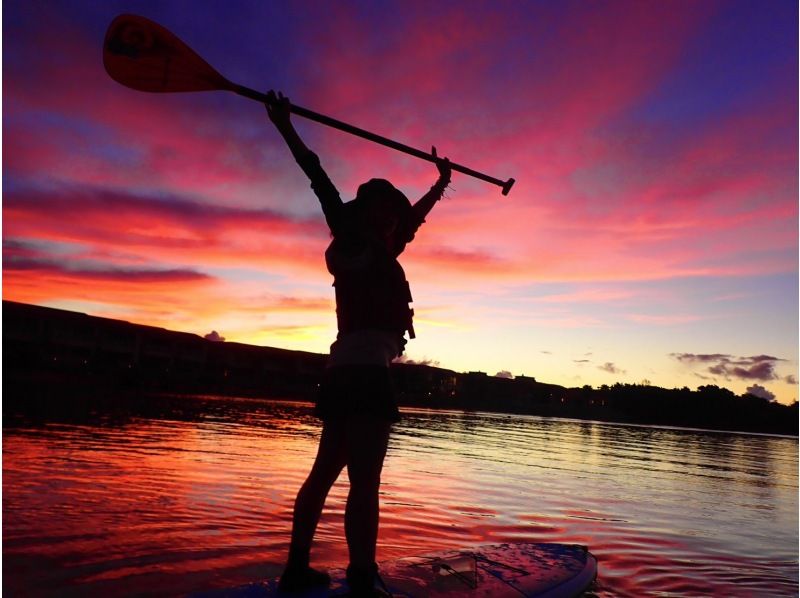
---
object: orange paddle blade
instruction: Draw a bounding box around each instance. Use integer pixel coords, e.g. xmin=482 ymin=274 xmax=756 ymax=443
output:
xmin=103 ymin=14 xmax=233 ymax=93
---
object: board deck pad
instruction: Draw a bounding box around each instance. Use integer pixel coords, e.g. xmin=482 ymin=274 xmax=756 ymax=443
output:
xmin=196 ymin=543 xmax=597 ymax=597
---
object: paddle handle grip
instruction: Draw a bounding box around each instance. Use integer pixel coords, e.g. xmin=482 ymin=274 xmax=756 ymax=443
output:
xmin=234 ymin=85 xmax=515 ymax=195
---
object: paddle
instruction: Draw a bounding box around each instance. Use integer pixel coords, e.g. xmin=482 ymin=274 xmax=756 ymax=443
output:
xmin=103 ymin=14 xmax=515 ymax=195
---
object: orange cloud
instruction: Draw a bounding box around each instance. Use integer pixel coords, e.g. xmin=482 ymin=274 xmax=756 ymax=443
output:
xmin=4 ymin=187 xmax=329 ymax=276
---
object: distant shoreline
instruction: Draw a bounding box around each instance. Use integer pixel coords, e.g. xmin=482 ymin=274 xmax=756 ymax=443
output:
xmin=160 ymin=394 xmax=800 ymax=439
xmin=4 ymin=300 xmax=797 ymax=436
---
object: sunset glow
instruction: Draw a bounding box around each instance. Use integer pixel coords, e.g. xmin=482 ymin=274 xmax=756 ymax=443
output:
xmin=4 ymin=1 xmax=798 ymax=402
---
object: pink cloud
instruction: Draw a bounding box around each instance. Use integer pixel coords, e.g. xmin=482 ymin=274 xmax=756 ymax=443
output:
xmin=599 ymin=362 xmax=626 ymax=375
xmin=4 ymin=187 xmax=329 ymax=275
xmin=3 ymin=256 xmax=333 ymax=339
xmin=3 ymin=0 xmax=796 ymax=368
xmin=672 ymin=353 xmax=787 ymax=383
xmin=204 ymin=331 xmax=225 ymax=342
xmin=5 ymin=257 xmax=210 ymax=284
xmin=5 ymin=14 xmax=287 ymax=203
xmin=7 ymin=3 xmax=794 ymax=292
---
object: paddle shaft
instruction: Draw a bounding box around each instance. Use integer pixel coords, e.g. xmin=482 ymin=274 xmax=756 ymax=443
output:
xmin=234 ymin=85 xmax=515 ymax=195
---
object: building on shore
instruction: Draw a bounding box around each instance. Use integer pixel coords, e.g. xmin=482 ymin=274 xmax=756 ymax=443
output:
xmin=4 ymin=301 xmax=795 ymax=435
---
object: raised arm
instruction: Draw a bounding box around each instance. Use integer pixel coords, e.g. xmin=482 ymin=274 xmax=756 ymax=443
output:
xmin=265 ymin=91 xmax=343 ymax=230
xmin=412 ymin=146 xmax=452 ymax=225
xmin=266 ymin=91 xmax=311 ymax=161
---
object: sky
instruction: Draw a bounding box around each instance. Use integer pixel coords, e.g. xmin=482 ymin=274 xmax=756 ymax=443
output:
xmin=3 ymin=0 xmax=798 ymax=404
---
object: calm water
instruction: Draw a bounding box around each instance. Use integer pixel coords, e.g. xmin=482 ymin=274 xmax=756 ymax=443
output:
xmin=3 ymin=396 xmax=798 ymax=596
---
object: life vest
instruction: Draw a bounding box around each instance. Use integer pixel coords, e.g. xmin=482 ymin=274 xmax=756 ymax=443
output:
xmin=325 ymin=236 xmax=415 ymax=341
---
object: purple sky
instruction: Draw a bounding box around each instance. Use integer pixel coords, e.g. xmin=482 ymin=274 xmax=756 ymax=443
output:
xmin=3 ymin=0 xmax=798 ymax=402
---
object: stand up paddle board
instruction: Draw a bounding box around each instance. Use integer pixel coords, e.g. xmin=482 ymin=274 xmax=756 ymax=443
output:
xmin=195 ymin=542 xmax=597 ymax=597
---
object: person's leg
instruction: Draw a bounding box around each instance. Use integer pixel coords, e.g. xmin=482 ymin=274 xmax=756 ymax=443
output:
xmin=282 ymin=420 xmax=347 ymax=582
xmin=344 ymin=417 xmax=391 ymax=574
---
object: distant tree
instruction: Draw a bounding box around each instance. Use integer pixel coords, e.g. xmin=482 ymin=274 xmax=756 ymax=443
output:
xmin=741 ymin=393 xmax=769 ymax=404
xmin=697 ymin=384 xmax=736 ymax=400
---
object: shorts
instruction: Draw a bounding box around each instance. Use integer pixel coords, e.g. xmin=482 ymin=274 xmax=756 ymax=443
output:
xmin=315 ymin=364 xmax=401 ymax=423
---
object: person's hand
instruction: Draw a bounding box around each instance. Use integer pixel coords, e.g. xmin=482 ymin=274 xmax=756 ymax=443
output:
xmin=265 ymin=90 xmax=291 ymax=129
xmin=431 ymin=146 xmax=451 ymax=183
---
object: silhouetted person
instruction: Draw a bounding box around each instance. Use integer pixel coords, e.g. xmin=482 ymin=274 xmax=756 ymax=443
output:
xmin=266 ymin=91 xmax=451 ymax=596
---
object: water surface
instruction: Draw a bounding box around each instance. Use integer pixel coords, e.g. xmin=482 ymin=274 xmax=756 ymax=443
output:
xmin=3 ymin=396 xmax=798 ymax=596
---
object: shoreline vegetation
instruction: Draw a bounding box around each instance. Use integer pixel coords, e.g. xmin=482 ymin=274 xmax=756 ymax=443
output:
xmin=4 ymin=300 xmax=797 ymax=436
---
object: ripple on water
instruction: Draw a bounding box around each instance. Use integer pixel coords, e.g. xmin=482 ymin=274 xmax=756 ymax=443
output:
xmin=3 ymin=398 xmax=798 ymax=597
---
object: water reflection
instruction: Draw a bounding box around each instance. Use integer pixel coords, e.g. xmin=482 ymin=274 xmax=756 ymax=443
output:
xmin=3 ymin=396 xmax=798 ymax=597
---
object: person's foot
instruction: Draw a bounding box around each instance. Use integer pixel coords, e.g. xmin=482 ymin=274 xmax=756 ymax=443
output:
xmin=342 ymin=589 xmax=392 ymax=598
xmin=344 ymin=563 xmax=391 ymax=597
xmin=278 ymin=565 xmax=331 ymax=593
